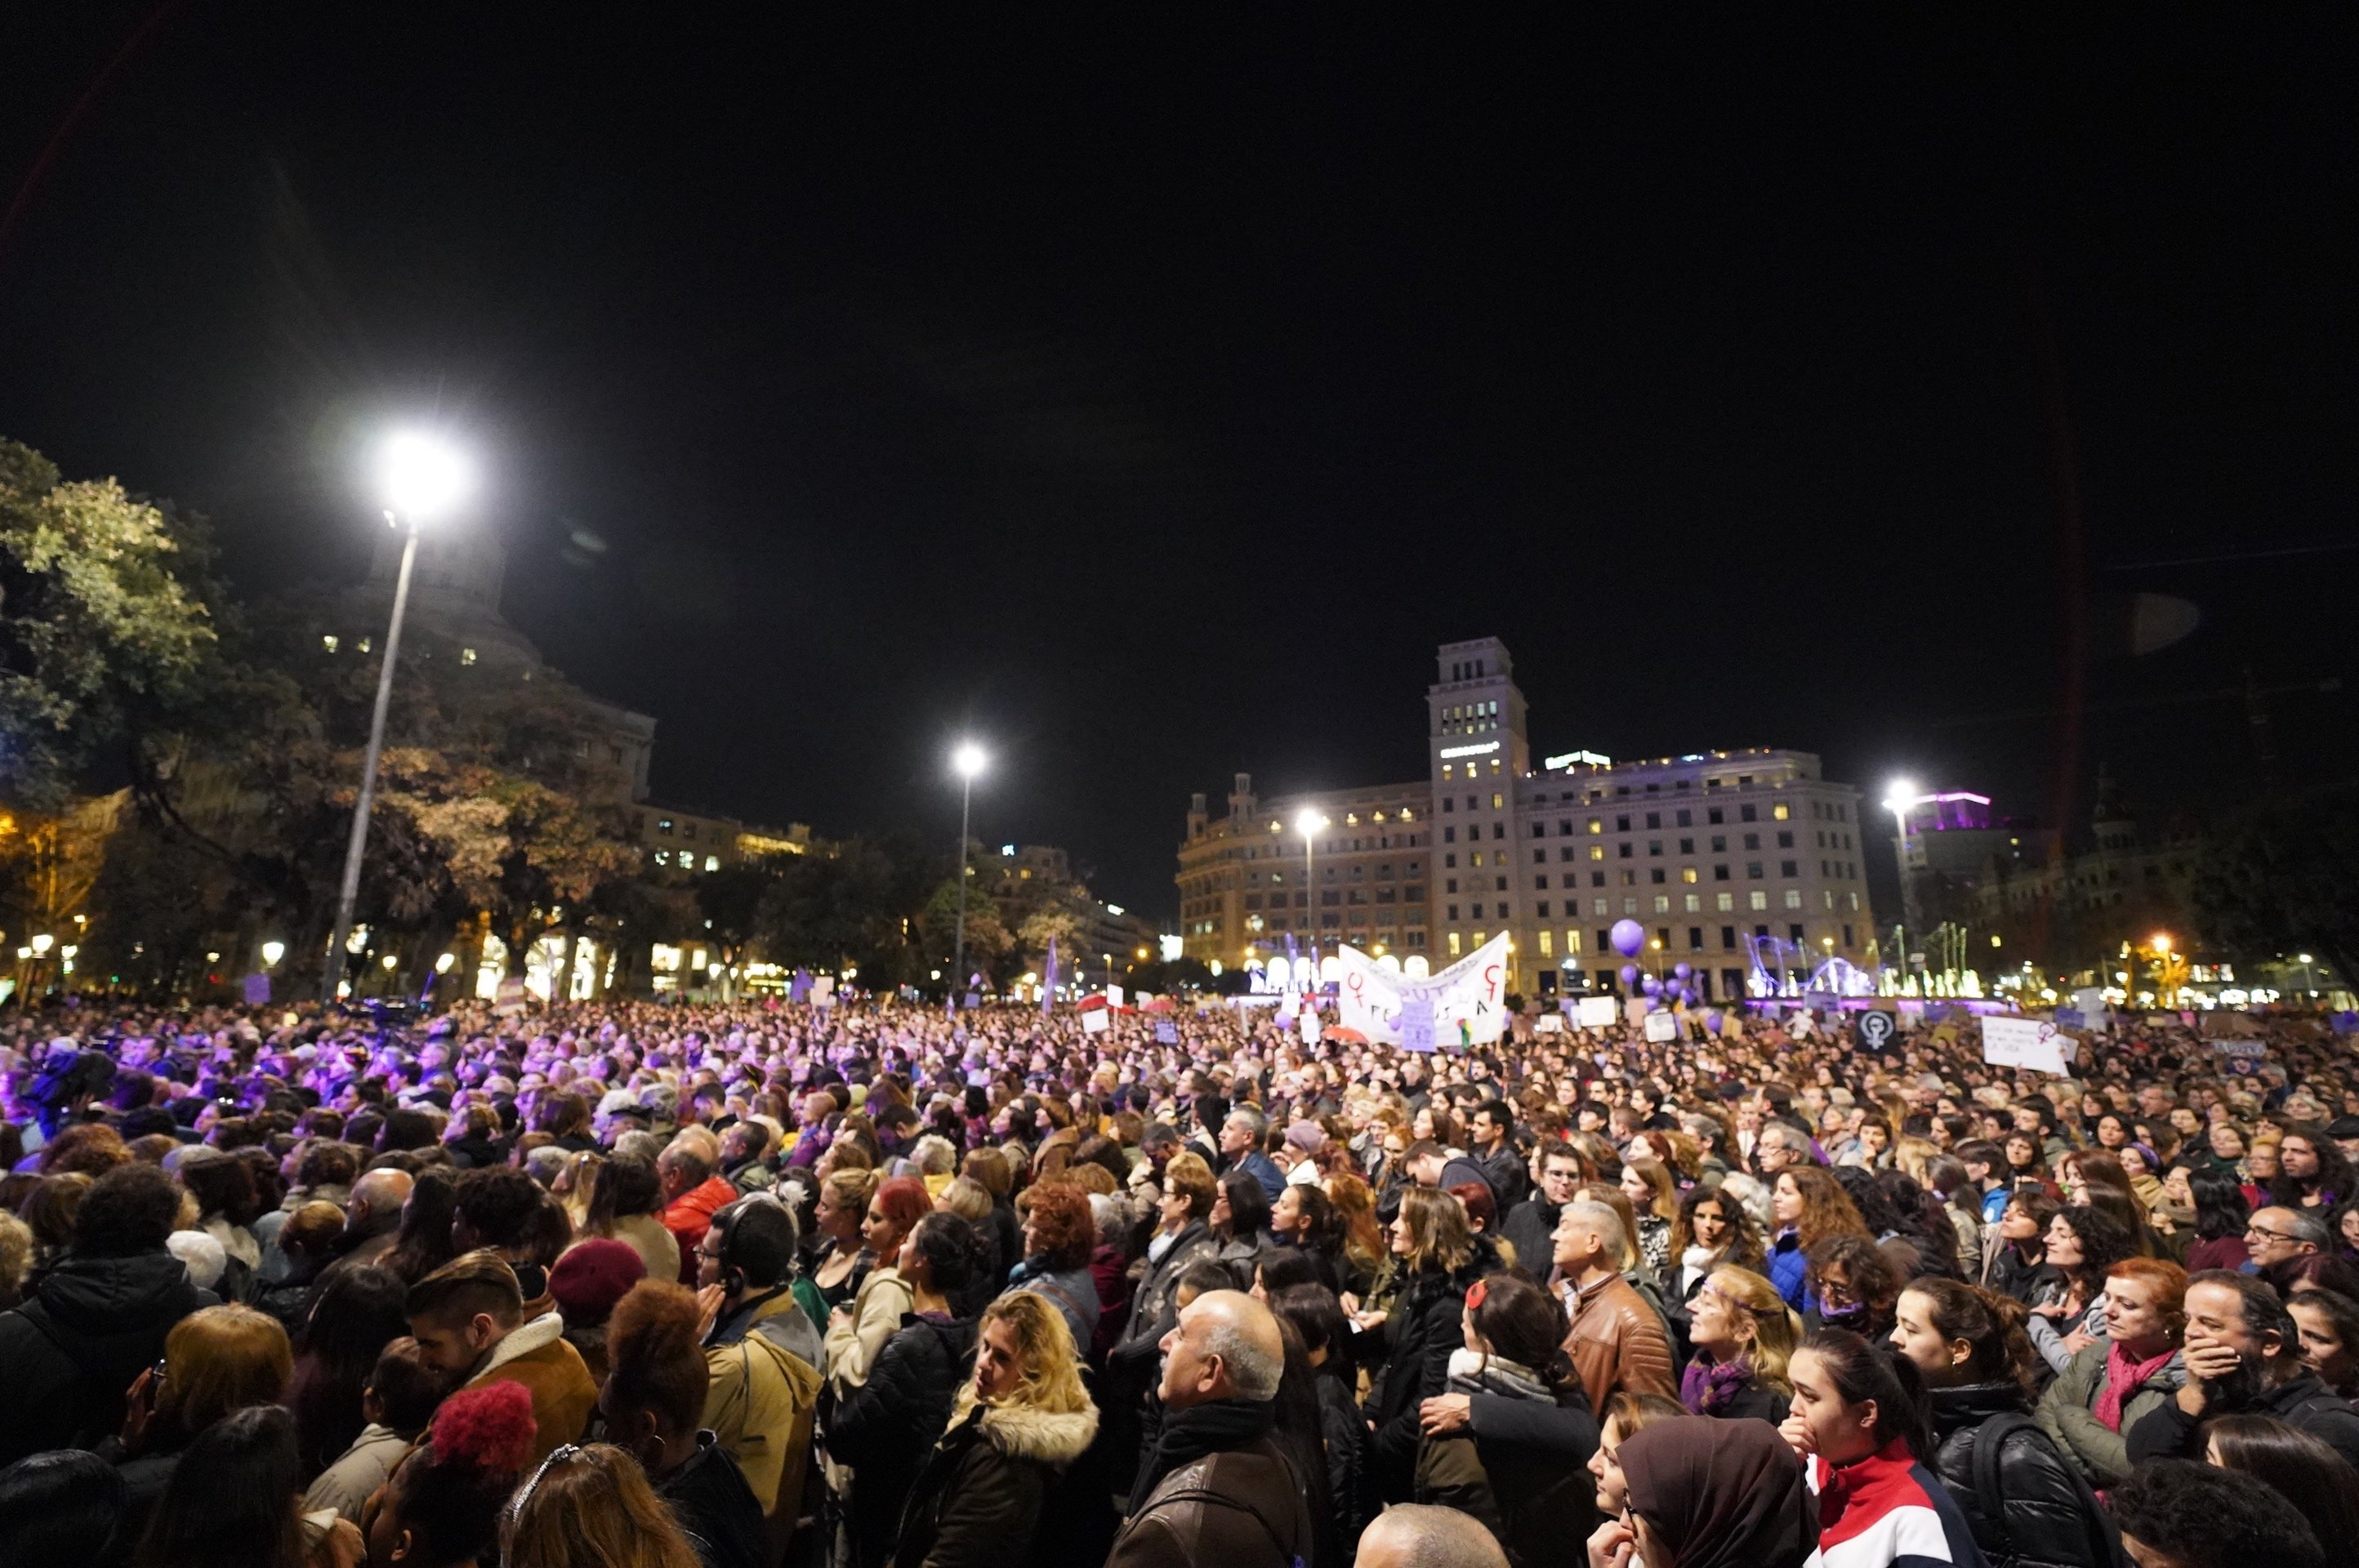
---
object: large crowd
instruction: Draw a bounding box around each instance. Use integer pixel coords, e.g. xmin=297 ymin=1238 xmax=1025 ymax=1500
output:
xmin=2 ymin=991 xmax=2357 ymax=1568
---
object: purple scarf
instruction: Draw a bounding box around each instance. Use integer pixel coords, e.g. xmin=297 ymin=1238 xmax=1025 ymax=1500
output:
xmin=1681 ymin=1352 xmax=1757 ymax=1415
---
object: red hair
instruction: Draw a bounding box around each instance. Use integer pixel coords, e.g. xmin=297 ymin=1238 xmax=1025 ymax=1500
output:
xmin=430 ymin=1379 xmax=537 ymax=1476
xmin=875 ymin=1176 xmax=931 ymax=1236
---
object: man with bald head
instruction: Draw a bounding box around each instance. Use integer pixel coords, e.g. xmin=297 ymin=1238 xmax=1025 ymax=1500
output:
xmin=1358 ymin=1504 xmax=1510 ymax=1568
xmin=316 ymin=1165 xmax=412 ymax=1290
xmin=1106 ymin=1290 xmax=1315 ymax=1568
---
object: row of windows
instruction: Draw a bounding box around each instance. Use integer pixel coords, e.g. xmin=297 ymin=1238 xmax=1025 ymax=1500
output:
xmin=649 ymin=849 xmax=720 ymax=871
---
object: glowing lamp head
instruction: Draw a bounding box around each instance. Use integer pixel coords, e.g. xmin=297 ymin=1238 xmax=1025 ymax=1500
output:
xmin=2149 ymin=932 xmax=2172 ymax=955
xmin=952 ymin=742 xmax=987 ymax=780
xmin=29 ymin=933 xmax=52 ymax=956
xmin=377 ymin=431 xmax=473 ymax=521
xmin=260 ymin=941 xmax=287 ymax=968
xmin=1295 ymin=808 xmax=1327 ymax=838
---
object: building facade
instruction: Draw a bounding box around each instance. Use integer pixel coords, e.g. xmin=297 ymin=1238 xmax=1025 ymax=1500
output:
xmin=1177 ymin=638 xmax=1879 ymax=1000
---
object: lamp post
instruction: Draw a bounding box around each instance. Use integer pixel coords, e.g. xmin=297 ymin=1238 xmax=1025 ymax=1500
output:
xmin=1295 ymin=809 xmax=1329 ymax=966
xmin=323 ymin=433 xmax=472 ymax=1003
xmin=950 ymin=742 xmax=986 ymax=1007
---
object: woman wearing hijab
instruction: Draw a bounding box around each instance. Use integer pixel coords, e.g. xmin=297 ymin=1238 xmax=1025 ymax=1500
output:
xmin=1586 ymin=1415 xmax=1816 ymax=1568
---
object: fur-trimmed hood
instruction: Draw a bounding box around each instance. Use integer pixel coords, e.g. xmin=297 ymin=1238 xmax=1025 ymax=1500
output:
xmin=978 ymin=1399 xmax=1099 ymax=1468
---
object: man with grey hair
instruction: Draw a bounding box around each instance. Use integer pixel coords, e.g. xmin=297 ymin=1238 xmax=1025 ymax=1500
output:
xmin=1107 ymin=1290 xmax=1313 ymax=1568
xmin=1556 ymin=1199 xmax=1674 ymax=1419
xmin=1221 ymin=1106 xmax=1287 ymax=1204
xmin=1357 ymin=1503 xmax=1510 ymax=1568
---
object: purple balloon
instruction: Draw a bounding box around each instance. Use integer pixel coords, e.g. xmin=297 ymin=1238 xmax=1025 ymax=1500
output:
xmin=1672 ymin=962 xmax=1692 ymax=980
xmin=1619 ymin=964 xmax=1641 ymax=986
xmin=1610 ymin=919 xmax=1646 ymax=958
xmin=1704 ymin=1009 xmax=1724 ymax=1032
xmin=1641 ymin=974 xmax=1662 ymax=995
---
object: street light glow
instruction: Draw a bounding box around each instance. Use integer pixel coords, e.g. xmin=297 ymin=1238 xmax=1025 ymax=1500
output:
xmin=1295 ymin=808 xmax=1328 ymax=837
xmin=952 ymin=742 xmax=987 ymax=779
xmin=2149 ymin=932 xmax=2172 ymax=955
xmin=377 ymin=431 xmax=473 ymax=520
xmin=260 ymin=941 xmax=287 ymax=967
xmin=1883 ymin=778 xmax=1917 ymax=816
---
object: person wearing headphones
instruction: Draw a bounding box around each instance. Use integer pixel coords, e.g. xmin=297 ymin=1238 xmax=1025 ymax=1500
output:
xmin=694 ymin=1195 xmax=824 ymax=1558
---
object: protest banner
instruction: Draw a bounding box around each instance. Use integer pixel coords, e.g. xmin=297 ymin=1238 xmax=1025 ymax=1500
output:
xmin=1982 ymin=1014 xmax=2070 ymax=1074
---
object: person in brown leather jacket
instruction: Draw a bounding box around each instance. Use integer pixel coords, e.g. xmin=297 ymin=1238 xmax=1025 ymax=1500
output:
xmin=1106 ymin=1290 xmax=1315 ymax=1568
xmin=1554 ymin=1200 xmax=1676 ymax=1420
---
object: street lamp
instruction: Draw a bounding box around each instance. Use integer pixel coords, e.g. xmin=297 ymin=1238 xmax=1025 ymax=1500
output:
xmin=324 ymin=431 xmax=473 ymax=1001
xmin=950 ymin=742 xmax=987 ymax=1007
xmin=260 ymin=941 xmax=287 ymax=969
xmin=1295 ymin=809 xmax=1329 ymax=963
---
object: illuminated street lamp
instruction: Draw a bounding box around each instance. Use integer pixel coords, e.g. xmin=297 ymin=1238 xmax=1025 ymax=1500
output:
xmin=324 ymin=431 xmax=474 ymax=1001
xmin=260 ymin=941 xmax=287 ymax=969
xmin=950 ymin=742 xmax=987 ymax=1006
xmin=1296 ymin=809 xmax=1330 ymax=964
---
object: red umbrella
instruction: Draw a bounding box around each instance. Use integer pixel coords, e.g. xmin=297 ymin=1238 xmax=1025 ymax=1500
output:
xmin=1322 ymin=1025 xmax=1368 ymax=1044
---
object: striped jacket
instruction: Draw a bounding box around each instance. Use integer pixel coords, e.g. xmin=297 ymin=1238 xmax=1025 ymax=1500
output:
xmin=1805 ymin=1441 xmax=1990 ymax=1568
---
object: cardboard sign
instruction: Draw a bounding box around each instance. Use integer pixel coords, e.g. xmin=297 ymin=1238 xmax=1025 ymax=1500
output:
xmin=1852 ymin=1009 xmax=1898 ymax=1054
xmin=1107 ymin=985 xmax=1125 ymax=1008
xmin=1400 ymin=996 xmax=1437 ymax=1054
xmin=1154 ymin=1021 xmax=1179 ymax=1045
xmin=1081 ymin=1009 xmax=1110 ymax=1036
xmin=1643 ymin=1011 xmax=1678 ymax=1043
xmin=1576 ymin=996 xmax=1620 ymax=1029
xmin=1536 ymin=1013 xmax=1563 ymax=1033
xmin=1982 ymin=1014 xmax=2070 ymax=1074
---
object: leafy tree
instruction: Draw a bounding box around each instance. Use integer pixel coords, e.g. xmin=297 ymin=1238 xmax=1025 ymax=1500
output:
xmin=1018 ymin=904 xmax=1086 ymax=975
xmin=2186 ymin=784 xmax=2359 ymax=992
xmin=0 ymin=439 xmax=222 ymax=807
xmin=920 ymin=875 xmax=1012 ymax=987
xmin=696 ymin=858 xmax=793 ymax=998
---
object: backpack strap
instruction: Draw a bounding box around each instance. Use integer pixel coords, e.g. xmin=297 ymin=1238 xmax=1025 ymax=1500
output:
xmin=1971 ymin=1410 xmax=2122 ymax=1568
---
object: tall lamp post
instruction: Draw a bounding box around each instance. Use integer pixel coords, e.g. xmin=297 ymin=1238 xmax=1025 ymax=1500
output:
xmin=1296 ymin=809 xmax=1329 ymax=967
xmin=323 ymin=433 xmax=472 ymax=1002
xmin=950 ymin=742 xmax=987 ymax=1005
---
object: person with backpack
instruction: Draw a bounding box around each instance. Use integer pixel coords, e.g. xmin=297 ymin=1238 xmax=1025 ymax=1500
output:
xmin=1888 ymin=1278 xmax=2112 ymax=1568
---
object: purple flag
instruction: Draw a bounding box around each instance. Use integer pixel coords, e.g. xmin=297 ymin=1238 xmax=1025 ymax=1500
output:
xmin=1041 ymin=936 xmax=1059 ymax=1015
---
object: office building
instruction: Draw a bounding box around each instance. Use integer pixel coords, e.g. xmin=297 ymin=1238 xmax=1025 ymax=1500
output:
xmin=1177 ymin=637 xmax=1879 ymax=1000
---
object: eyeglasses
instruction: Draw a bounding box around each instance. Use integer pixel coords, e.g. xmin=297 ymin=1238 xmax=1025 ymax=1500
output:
xmin=2245 ymin=1225 xmax=2304 ymax=1245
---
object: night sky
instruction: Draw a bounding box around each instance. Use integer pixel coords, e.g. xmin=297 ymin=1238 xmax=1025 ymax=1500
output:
xmin=5 ymin=9 xmax=2354 ymax=921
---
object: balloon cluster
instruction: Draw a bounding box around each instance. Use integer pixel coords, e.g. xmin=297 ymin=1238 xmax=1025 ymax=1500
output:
xmin=1608 ymin=920 xmax=1705 ymax=1013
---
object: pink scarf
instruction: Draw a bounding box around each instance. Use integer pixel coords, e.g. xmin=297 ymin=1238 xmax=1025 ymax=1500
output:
xmin=2094 ymin=1341 xmax=2176 ymax=1432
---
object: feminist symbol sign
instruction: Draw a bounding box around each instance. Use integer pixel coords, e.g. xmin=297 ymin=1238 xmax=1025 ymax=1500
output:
xmin=1852 ymin=1009 xmax=1899 ymax=1054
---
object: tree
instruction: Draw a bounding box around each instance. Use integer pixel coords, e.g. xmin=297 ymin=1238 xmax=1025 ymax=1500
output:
xmin=697 ymin=858 xmax=792 ymax=998
xmin=1018 ymin=905 xmax=1086 ymax=976
xmin=919 ymin=875 xmax=1011 ymax=987
xmin=2186 ymin=785 xmax=2359 ymax=993
xmin=0 ymin=439 xmax=222 ymax=807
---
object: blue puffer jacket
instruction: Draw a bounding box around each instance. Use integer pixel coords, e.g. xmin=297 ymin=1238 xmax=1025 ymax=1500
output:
xmin=1768 ymin=1227 xmax=1808 ymax=1311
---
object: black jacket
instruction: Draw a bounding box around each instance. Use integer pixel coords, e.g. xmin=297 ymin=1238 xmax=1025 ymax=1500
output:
xmin=1927 ymin=1381 xmax=2110 ymax=1568
xmin=658 ymin=1432 xmax=771 ymax=1568
xmin=1501 ymin=1198 xmax=1561 ymax=1277
xmin=830 ymin=1314 xmax=979 ymax=1568
xmin=1313 ymin=1372 xmax=1374 ymax=1554
xmin=1469 ymin=1145 xmax=1530 ymax=1213
xmin=1367 ymin=1244 xmax=1496 ymax=1498
xmin=0 ymin=1251 xmax=216 ymax=1467
xmin=2125 ymin=1367 xmax=2359 ymax=1471
xmin=894 ymin=1398 xmax=1099 ymax=1568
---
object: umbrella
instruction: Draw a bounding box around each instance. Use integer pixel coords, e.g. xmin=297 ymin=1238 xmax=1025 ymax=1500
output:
xmin=1322 ymin=1025 xmax=1368 ymax=1044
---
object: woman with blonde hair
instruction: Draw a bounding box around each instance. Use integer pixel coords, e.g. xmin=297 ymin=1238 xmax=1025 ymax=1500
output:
xmin=1618 ymin=1160 xmax=1679 ymax=1276
xmin=807 ymin=1167 xmax=880 ymax=1327
xmin=499 ymin=1443 xmax=703 ymax=1568
xmin=109 ymin=1303 xmax=295 ymax=1532
xmin=1682 ymin=1265 xmax=1801 ymax=1422
xmin=891 ymin=1290 xmax=1099 ymax=1568
xmin=1365 ymin=1185 xmax=1489 ymax=1501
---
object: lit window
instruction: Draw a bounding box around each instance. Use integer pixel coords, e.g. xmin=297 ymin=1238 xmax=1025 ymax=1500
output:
xmin=357 ymin=636 xmax=372 ymax=653
xmin=1683 ymin=894 xmax=1701 ymax=912
xmin=1652 ymin=896 xmax=1670 ymax=914
xmin=1491 ymin=793 xmax=1504 ymax=809
xmin=1784 ymin=889 xmax=1804 ymax=909
xmin=1588 ymin=818 xmax=1603 ymax=834
xmin=705 ymin=855 xmax=720 ymax=871
xmin=1749 ymin=890 xmax=1768 ymax=911
xmin=658 ymin=819 xmax=674 ymax=834
xmin=1449 ymin=933 xmax=1463 ymax=956
xmin=653 ymin=849 xmax=671 ymax=865
xmin=1681 ymin=867 xmax=1697 ymax=884
xmin=321 ymin=635 xmax=339 ymax=653
xmin=460 ymin=647 xmax=478 ymax=666
xmin=1716 ymin=893 xmax=1734 ymax=911
xmin=1773 ymin=802 xmax=1790 ymax=820
xmin=1538 ymin=929 xmax=1553 ymax=956
xmin=1589 ymin=845 xmax=1603 ymax=861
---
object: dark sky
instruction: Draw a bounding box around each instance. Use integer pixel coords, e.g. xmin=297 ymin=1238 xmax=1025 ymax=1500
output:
xmin=5 ymin=8 xmax=2355 ymax=921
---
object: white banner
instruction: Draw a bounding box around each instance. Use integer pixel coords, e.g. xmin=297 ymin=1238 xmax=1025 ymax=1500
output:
xmin=1982 ymin=1013 xmax=2069 ymax=1074
xmin=1336 ymin=936 xmax=1511 ymax=1050
xmin=1107 ymin=985 xmax=1125 ymax=1008
xmin=1081 ymin=1008 xmax=1110 ymax=1036
xmin=1643 ymin=1010 xmax=1679 ymax=1043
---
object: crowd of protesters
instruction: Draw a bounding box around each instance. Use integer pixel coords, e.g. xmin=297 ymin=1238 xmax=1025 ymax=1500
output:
xmin=2 ymin=988 xmax=2357 ymax=1568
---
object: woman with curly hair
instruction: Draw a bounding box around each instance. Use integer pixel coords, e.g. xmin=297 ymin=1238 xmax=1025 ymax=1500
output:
xmin=1767 ymin=1165 xmax=1867 ymax=1312
xmin=892 ymin=1290 xmax=1099 ymax=1568
xmin=1003 ymin=1178 xmax=1099 ymax=1352
xmin=2027 ymin=1205 xmax=2138 ymax=1374
xmin=600 ymin=1279 xmax=769 ymax=1568
xmin=1682 ymin=1264 xmax=1802 ymax=1422
xmin=361 ymin=1379 xmax=537 ymax=1568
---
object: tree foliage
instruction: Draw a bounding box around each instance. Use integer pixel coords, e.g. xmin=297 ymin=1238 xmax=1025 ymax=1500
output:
xmin=2186 ymin=784 xmax=2359 ymax=991
xmin=0 ymin=439 xmax=222 ymax=806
